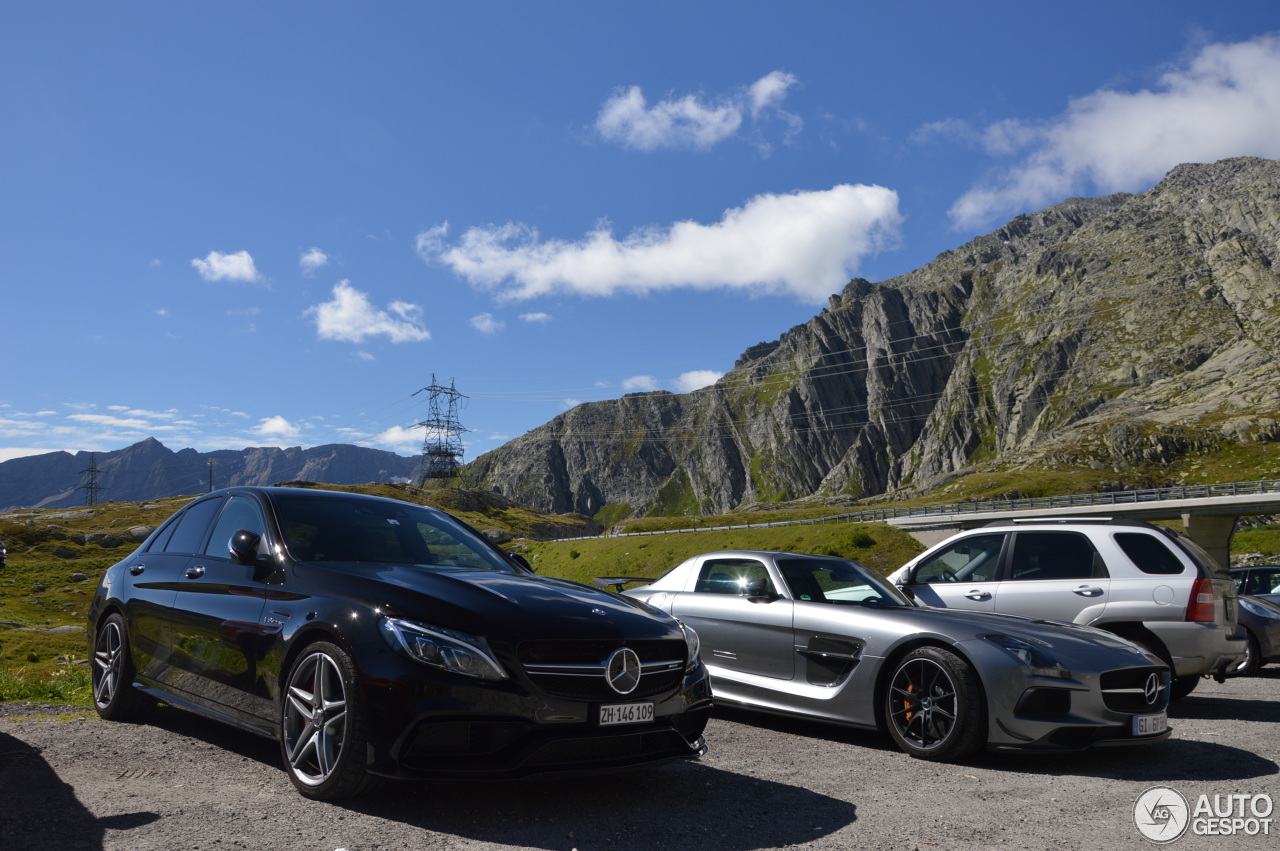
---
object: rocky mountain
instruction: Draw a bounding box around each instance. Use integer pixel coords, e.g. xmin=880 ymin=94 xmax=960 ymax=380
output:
xmin=0 ymin=437 xmax=419 ymax=511
xmin=465 ymin=157 xmax=1280 ymax=519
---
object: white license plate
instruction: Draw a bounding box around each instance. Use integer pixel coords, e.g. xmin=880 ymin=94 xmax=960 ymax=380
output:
xmin=1133 ymin=712 xmax=1167 ymax=736
xmin=599 ymin=702 xmax=654 ymax=726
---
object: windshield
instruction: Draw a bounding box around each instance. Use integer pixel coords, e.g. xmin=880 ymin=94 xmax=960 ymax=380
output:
xmin=271 ymin=493 xmax=518 ymax=573
xmin=777 ymin=557 xmax=914 ymax=607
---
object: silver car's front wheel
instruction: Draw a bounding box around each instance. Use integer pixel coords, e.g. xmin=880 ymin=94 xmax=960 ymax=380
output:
xmin=885 ymin=646 xmax=985 ymax=761
xmin=280 ymin=642 xmax=377 ymax=800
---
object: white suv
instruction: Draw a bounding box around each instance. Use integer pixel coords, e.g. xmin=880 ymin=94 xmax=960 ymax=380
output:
xmin=887 ymin=518 xmax=1244 ymax=699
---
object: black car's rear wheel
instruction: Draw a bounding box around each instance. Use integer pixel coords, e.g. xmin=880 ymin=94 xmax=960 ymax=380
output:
xmin=280 ymin=642 xmax=378 ymax=800
xmin=91 ymin=613 xmax=153 ymax=722
xmin=885 ymin=646 xmax=985 ymax=761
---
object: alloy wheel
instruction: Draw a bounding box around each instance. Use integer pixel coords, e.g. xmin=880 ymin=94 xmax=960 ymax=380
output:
xmin=92 ymin=619 xmax=125 ymax=709
xmin=888 ymin=656 xmax=959 ymax=751
xmin=282 ymin=650 xmax=349 ymax=787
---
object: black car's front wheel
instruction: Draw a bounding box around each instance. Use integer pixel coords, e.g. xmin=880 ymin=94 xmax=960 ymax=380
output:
xmin=91 ymin=613 xmax=153 ymax=722
xmin=884 ymin=646 xmax=985 ymax=761
xmin=280 ymin=641 xmax=379 ymax=800
xmin=1235 ymin=631 xmax=1261 ymax=677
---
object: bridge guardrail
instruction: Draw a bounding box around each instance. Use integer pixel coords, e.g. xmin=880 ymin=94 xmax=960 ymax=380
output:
xmin=543 ymin=478 xmax=1280 ymax=543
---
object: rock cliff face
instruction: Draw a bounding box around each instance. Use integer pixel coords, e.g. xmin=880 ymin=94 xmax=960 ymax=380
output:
xmin=466 ymin=157 xmax=1280 ymax=517
xmin=0 ymin=438 xmax=419 ymax=511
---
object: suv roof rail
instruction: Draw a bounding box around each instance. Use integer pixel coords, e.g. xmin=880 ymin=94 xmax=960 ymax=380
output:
xmin=980 ymin=517 xmax=1158 ymax=529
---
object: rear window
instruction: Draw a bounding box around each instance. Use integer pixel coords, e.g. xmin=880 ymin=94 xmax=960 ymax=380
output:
xmin=1114 ymin=532 xmax=1186 ymax=575
xmin=1163 ymin=529 xmax=1232 ymax=579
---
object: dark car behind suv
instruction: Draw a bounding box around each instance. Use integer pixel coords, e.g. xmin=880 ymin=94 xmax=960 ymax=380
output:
xmin=88 ymin=487 xmax=711 ymax=799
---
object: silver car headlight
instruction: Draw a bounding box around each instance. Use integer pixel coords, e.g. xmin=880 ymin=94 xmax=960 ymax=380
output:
xmin=983 ymin=634 xmax=1072 ymax=680
xmin=380 ymin=616 xmax=508 ymax=681
xmin=676 ymin=618 xmax=701 ymax=671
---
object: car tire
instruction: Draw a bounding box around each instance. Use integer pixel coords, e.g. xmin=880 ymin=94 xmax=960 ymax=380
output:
xmin=1121 ymin=633 xmax=1199 ymax=701
xmin=280 ymin=641 xmax=380 ymax=800
xmin=1234 ymin=631 xmax=1261 ymax=677
xmin=884 ymin=646 xmax=986 ymax=761
xmin=91 ymin=613 xmax=155 ymax=722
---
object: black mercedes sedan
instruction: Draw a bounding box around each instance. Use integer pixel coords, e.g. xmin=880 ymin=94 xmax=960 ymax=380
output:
xmin=87 ymin=486 xmax=711 ymax=800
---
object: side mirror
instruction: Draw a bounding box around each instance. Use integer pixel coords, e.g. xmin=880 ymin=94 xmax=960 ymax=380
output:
xmin=741 ymin=577 xmax=778 ymax=603
xmin=507 ymin=551 xmax=535 ymax=573
xmin=229 ymin=530 xmax=263 ymax=566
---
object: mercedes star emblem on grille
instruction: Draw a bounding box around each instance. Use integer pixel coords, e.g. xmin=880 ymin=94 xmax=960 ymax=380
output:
xmin=1144 ymin=673 xmax=1160 ymax=705
xmin=605 ymin=647 xmax=642 ymax=695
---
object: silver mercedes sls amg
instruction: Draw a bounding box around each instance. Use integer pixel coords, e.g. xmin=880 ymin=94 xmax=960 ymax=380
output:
xmin=603 ymin=550 xmax=1174 ymax=761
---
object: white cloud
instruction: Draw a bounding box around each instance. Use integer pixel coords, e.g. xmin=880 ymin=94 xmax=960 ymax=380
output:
xmin=563 ymin=398 xmax=582 ymax=409
xmin=520 ymin=312 xmax=553 ymax=323
xmin=595 ymin=71 xmax=799 ymax=151
xmin=470 ymin=313 xmax=506 ymax=335
xmin=300 ymin=247 xmax=329 ymax=276
xmin=674 ymin=370 xmax=724 ymax=392
xmin=596 ymin=86 xmax=741 ymax=151
xmin=353 ymin=351 xmax=376 ymax=361
xmin=372 ymin=425 xmax=422 ymax=452
xmin=191 ymin=250 xmax=262 ymax=283
xmin=0 ymin=447 xmax=64 ymax=462
xmin=252 ymin=415 xmax=300 ymax=441
xmin=417 ymin=184 xmax=901 ymax=304
xmin=68 ymin=414 xmax=151 ymax=429
xmin=948 ymin=34 xmax=1280 ymax=229
xmin=306 ymin=281 xmax=431 ymax=343
xmin=622 ymin=375 xmax=659 ymax=392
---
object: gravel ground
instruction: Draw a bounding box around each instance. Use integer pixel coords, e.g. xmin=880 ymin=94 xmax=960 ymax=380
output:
xmin=1 ymin=670 xmax=1276 ymax=851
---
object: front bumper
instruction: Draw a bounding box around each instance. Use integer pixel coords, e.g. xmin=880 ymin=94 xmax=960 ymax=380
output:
xmin=357 ymin=645 xmax=713 ymax=780
xmin=969 ymin=640 xmax=1173 ymax=752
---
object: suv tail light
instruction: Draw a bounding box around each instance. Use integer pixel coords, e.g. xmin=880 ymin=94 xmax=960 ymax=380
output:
xmin=1185 ymin=577 xmax=1216 ymax=622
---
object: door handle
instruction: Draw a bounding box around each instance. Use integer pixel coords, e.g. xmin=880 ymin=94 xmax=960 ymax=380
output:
xmin=185 ymin=565 xmax=206 ymax=579
xmin=964 ymin=590 xmax=991 ymax=601
xmin=129 ymin=564 xmax=145 ymax=576
xmin=1073 ymin=585 xmax=1103 ymax=597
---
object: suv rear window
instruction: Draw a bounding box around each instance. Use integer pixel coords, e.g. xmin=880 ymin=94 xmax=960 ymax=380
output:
xmin=1114 ymin=532 xmax=1186 ymax=575
xmin=1157 ymin=528 xmax=1231 ymax=579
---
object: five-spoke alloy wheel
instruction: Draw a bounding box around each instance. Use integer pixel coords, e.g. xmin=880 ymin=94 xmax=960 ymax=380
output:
xmin=280 ymin=642 xmax=376 ymax=800
xmin=91 ymin=613 xmax=152 ymax=721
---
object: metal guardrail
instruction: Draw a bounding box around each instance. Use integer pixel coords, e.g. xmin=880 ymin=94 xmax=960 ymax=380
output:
xmin=546 ymin=478 xmax=1280 ymax=543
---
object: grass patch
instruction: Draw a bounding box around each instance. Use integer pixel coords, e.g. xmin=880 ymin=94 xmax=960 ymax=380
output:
xmin=521 ymin=521 xmax=925 ymax=587
xmin=0 ymin=660 xmax=92 ymax=704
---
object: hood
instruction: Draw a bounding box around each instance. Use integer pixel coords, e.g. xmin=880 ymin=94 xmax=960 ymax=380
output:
xmin=301 ymin=561 xmax=681 ymax=643
xmin=887 ymin=605 xmax=1155 ymax=661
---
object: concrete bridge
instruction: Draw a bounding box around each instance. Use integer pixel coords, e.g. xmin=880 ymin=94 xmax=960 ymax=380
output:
xmin=881 ymin=480 xmax=1280 ymax=568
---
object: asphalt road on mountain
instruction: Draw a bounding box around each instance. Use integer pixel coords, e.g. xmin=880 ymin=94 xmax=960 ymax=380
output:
xmin=1 ymin=672 xmax=1277 ymax=851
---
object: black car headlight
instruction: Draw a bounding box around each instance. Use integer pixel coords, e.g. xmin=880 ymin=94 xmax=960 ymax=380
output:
xmin=676 ymin=618 xmax=701 ymax=672
xmin=1239 ymin=596 xmax=1280 ymax=622
xmin=983 ymin=633 xmax=1072 ymax=680
xmin=380 ymin=617 xmax=508 ymax=681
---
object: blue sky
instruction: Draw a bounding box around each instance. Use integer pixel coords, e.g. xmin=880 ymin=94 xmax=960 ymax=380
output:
xmin=3 ymin=2 xmax=1280 ymax=466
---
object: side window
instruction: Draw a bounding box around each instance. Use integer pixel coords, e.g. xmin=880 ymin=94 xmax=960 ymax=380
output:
xmin=163 ymin=497 xmax=224 ymax=555
xmin=694 ymin=558 xmax=774 ymax=595
xmin=914 ymin=534 xmax=1005 ymax=583
xmin=1115 ymin=533 xmax=1185 ymax=575
xmin=1245 ymin=568 xmax=1280 ymax=595
xmin=203 ymin=496 xmax=266 ymax=559
xmin=1009 ymin=532 xmax=1104 ymax=581
xmin=144 ymin=515 xmax=181 ymax=553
